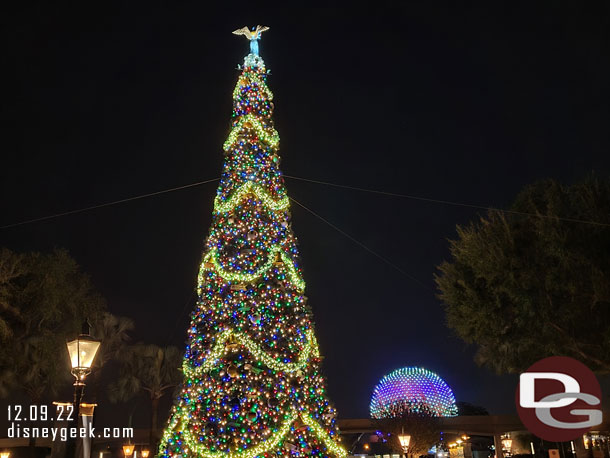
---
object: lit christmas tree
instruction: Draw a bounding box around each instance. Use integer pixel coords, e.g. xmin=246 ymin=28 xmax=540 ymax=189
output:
xmin=158 ymin=26 xmax=346 ymax=458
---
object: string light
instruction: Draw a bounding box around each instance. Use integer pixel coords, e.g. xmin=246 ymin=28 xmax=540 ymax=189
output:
xmin=223 ymin=113 xmax=280 ymax=152
xmin=213 ymin=181 xmax=289 ymax=213
xmin=163 ymin=409 xmax=347 ymax=458
xmin=158 ymin=41 xmax=345 ymax=458
xmin=197 ymin=245 xmax=305 ymax=292
xmin=182 ymin=328 xmax=319 ymax=377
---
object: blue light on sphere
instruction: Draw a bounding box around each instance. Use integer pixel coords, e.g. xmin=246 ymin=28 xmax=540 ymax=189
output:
xmin=370 ymin=367 xmax=458 ymax=419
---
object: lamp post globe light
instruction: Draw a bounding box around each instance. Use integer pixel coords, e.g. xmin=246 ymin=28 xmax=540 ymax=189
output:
xmin=66 ymin=321 xmax=101 ymax=408
xmin=65 ymin=321 xmax=101 ymax=458
xmin=398 ymin=427 xmax=411 ymax=457
xmin=66 ymin=324 xmax=101 ymax=385
xmin=398 ymin=433 xmax=411 ymax=451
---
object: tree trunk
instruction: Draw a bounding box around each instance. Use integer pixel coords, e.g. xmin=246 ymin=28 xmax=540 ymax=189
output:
xmin=150 ymin=397 xmax=160 ymax=447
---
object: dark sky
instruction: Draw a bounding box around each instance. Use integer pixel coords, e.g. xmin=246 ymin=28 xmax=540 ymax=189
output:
xmin=1 ymin=2 xmax=610 ymax=427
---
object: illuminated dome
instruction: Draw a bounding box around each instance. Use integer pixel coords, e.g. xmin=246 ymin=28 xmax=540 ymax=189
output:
xmin=370 ymin=367 xmax=458 ymax=419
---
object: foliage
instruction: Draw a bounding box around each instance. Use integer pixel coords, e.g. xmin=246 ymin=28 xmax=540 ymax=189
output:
xmin=83 ymin=312 xmax=134 ymax=401
xmin=90 ymin=312 xmax=134 ymax=370
xmin=0 ymin=248 xmax=106 ymax=400
xmin=436 ymin=177 xmax=610 ymax=373
xmin=109 ymin=344 xmax=182 ymax=402
xmin=0 ymin=248 xmax=27 ymax=341
xmin=511 ymin=432 xmax=538 ymax=455
xmin=456 ymin=401 xmax=489 ymax=416
xmin=109 ymin=344 xmax=182 ymax=444
xmin=378 ymin=407 xmax=442 ymax=456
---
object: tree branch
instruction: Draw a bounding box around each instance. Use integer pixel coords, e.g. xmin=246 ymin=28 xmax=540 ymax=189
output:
xmin=548 ymin=321 xmax=610 ymax=372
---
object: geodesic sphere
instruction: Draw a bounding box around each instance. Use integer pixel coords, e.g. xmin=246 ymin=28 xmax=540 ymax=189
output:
xmin=370 ymin=367 xmax=458 ymax=419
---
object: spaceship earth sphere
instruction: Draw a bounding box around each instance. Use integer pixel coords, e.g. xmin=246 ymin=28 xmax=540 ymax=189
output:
xmin=370 ymin=367 xmax=458 ymax=419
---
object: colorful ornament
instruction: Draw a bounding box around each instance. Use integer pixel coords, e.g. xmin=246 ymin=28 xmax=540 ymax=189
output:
xmin=227 ymin=365 xmax=239 ymax=378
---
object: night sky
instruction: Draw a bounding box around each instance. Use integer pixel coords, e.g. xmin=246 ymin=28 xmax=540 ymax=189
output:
xmin=2 ymin=3 xmax=610 ymax=427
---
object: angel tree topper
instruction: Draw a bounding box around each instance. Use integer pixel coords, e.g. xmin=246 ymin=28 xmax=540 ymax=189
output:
xmin=232 ymin=25 xmax=269 ymax=56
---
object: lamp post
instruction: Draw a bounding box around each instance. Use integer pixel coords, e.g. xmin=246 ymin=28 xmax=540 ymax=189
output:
xmin=65 ymin=321 xmax=101 ymax=458
xmin=398 ymin=427 xmax=411 ymax=458
xmin=1 ymin=451 xmax=11 ymax=458
xmin=140 ymin=450 xmax=150 ymax=458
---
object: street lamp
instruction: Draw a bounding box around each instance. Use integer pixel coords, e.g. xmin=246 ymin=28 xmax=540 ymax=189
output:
xmin=141 ymin=450 xmax=150 ymax=458
xmin=67 ymin=321 xmax=101 ymax=405
xmin=67 ymin=323 xmax=101 ymax=385
xmin=65 ymin=321 xmax=101 ymax=458
xmin=398 ymin=434 xmax=411 ymax=450
xmin=122 ymin=445 xmax=135 ymax=457
xmin=1 ymin=451 xmax=11 ymax=458
xmin=398 ymin=427 xmax=411 ymax=457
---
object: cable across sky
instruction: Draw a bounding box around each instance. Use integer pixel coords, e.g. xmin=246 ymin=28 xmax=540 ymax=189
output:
xmin=2 ymin=175 xmax=609 ymax=230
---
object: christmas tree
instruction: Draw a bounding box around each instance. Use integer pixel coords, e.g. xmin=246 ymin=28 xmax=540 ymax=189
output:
xmin=158 ymin=26 xmax=346 ymax=458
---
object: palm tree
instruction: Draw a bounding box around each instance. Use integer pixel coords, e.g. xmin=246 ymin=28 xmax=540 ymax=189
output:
xmin=92 ymin=312 xmax=134 ymax=367
xmin=86 ymin=312 xmax=134 ymax=401
xmin=109 ymin=344 xmax=182 ymax=447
